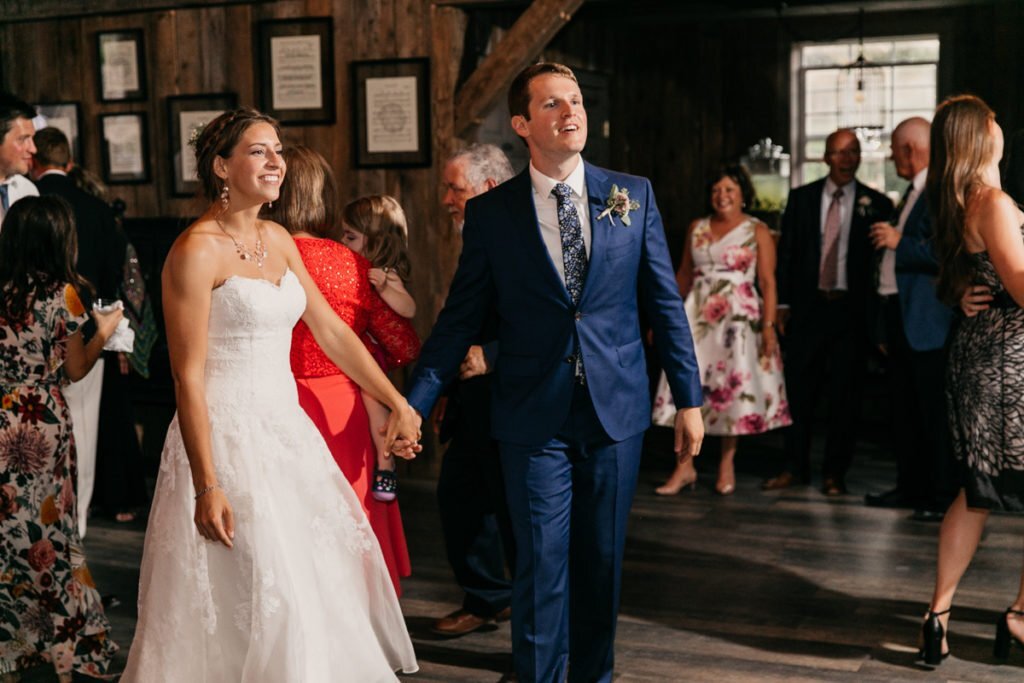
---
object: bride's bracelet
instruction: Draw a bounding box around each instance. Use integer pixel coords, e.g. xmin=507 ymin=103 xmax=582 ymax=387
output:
xmin=194 ymin=484 xmax=221 ymax=500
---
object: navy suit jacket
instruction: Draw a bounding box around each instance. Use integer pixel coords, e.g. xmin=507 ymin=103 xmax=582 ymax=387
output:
xmin=893 ymin=192 xmax=953 ymax=351
xmin=407 ymin=162 xmax=702 ymax=447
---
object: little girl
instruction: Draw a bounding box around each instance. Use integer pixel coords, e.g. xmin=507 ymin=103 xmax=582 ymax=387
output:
xmin=341 ymin=195 xmax=417 ymax=502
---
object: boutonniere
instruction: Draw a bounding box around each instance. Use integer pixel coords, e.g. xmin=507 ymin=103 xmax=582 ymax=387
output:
xmin=856 ymin=195 xmax=874 ymax=218
xmin=596 ymin=184 xmax=641 ymax=226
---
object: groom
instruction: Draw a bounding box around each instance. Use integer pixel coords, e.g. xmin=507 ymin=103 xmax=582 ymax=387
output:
xmin=407 ymin=63 xmax=703 ymax=682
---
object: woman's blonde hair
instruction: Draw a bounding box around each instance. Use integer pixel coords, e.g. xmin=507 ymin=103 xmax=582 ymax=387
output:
xmin=929 ymin=94 xmax=998 ymax=305
xmin=263 ymin=145 xmax=339 ymax=239
xmin=341 ymin=195 xmax=411 ymax=280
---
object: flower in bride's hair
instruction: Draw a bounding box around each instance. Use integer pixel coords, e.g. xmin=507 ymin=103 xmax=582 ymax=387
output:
xmin=188 ymin=121 xmax=209 ymax=150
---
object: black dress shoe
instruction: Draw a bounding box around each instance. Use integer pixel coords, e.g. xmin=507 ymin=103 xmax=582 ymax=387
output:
xmin=911 ymin=508 xmax=945 ymax=522
xmin=864 ymin=487 xmax=913 ymax=508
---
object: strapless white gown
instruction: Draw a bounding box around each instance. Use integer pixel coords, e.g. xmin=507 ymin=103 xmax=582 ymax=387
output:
xmin=122 ymin=271 xmax=417 ymax=682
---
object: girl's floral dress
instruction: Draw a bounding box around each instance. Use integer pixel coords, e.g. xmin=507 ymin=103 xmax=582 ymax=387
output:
xmin=0 ymin=283 xmax=117 ymax=677
xmin=653 ymin=217 xmax=792 ymax=436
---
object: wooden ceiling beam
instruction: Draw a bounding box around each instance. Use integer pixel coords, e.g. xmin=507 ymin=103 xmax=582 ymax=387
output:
xmin=0 ymin=0 xmax=274 ymax=24
xmin=453 ymin=0 xmax=584 ymax=137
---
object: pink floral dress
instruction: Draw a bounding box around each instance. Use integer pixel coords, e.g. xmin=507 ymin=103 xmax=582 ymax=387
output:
xmin=652 ymin=217 xmax=791 ymax=436
xmin=0 ymin=284 xmax=117 ymax=677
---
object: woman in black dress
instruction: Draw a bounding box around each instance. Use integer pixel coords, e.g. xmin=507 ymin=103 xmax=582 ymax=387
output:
xmin=921 ymin=94 xmax=1024 ymax=665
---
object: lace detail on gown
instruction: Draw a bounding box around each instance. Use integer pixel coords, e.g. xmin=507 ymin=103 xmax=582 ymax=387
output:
xmin=122 ymin=270 xmax=417 ymax=682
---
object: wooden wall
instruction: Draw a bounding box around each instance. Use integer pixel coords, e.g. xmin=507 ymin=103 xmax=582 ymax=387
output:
xmin=3 ymin=0 xmax=1023 ymax=318
xmin=463 ymin=0 xmax=1024 ymax=263
xmin=0 ymin=0 xmax=465 ymax=338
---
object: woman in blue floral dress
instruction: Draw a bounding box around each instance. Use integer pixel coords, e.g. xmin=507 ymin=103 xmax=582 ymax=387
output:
xmin=0 ymin=197 xmax=122 ymax=680
xmin=653 ymin=165 xmax=791 ymax=495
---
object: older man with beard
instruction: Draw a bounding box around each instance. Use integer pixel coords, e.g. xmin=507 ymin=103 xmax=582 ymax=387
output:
xmin=431 ymin=143 xmax=519 ymax=637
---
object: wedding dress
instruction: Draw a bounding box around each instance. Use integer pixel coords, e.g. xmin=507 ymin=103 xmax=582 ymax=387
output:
xmin=122 ymin=270 xmax=417 ymax=682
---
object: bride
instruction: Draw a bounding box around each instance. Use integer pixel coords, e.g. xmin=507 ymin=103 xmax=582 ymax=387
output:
xmin=121 ymin=109 xmax=419 ymax=681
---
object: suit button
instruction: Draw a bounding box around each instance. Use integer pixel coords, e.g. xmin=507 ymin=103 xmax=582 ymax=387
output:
xmin=565 ymin=355 xmax=576 ymax=364
xmin=574 ymin=312 xmax=583 ymax=321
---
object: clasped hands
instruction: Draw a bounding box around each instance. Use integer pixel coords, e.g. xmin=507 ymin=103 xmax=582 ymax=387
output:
xmin=382 ymin=401 xmax=423 ymax=460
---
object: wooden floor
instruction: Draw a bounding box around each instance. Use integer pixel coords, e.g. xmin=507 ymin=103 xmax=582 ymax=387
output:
xmin=75 ymin=429 xmax=1024 ymax=682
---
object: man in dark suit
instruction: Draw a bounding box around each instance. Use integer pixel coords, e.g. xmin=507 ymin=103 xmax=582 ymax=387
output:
xmin=406 ymin=63 xmax=704 ymax=682
xmin=764 ymin=128 xmax=893 ymax=495
xmin=431 ymin=143 xmax=517 ymax=637
xmin=32 ymin=126 xmax=126 ymax=537
xmin=865 ymin=117 xmax=955 ymax=520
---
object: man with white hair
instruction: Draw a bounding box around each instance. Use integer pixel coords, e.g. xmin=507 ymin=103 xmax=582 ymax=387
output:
xmin=865 ymin=117 xmax=955 ymax=521
xmin=431 ymin=143 xmax=518 ymax=637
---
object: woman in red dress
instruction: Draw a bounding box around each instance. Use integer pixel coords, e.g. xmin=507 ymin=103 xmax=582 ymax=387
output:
xmin=266 ymin=146 xmax=420 ymax=593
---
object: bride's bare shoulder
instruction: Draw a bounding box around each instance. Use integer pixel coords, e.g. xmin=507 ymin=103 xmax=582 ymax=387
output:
xmin=164 ymin=220 xmax=222 ymax=281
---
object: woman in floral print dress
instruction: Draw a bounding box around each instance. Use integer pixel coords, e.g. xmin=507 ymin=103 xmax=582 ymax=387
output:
xmin=653 ymin=165 xmax=791 ymax=495
xmin=0 ymin=197 xmax=123 ymax=681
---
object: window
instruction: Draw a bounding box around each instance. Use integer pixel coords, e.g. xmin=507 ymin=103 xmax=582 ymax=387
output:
xmin=792 ymin=36 xmax=939 ymax=194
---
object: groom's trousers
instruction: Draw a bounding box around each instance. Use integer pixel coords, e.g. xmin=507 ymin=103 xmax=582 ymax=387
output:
xmin=500 ymin=384 xmax=643 ymax=683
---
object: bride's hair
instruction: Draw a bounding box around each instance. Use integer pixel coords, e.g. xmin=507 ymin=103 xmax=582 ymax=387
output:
xmin=193 ymin=107 xmax=282 ymax=203
xmin=341 ymin=195 xmax=411 ymax=281
xmin=0 ymin=196 xmax=92 ymax=323
xmin=929 ymin=94 xmax=998 ymax=305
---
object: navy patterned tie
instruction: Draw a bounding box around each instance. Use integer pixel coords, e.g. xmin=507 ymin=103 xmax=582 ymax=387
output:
xmin=552 ymin=182 xmax=588 ymax=382
xmin=0 ymin=184 xmax=8 ymax=214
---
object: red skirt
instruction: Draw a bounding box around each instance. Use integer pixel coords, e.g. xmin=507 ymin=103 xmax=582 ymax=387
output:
xmin=294 ymin=373 xmax=412 ymax=594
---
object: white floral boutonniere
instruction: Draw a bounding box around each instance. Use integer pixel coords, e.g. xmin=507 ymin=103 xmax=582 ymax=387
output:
xmin=855 ymin=195 xmax=874 ymax=218
xmin=596 ymin=184 xmax=641 ymax=226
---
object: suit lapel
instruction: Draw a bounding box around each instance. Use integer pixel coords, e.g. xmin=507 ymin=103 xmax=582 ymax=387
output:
xmin=506 ymin=169 xmax=571 ymax=303
xmin=807 ymin=178 xmax=826 ymax=265
xmin=581 ymin=162 xmax=611 ymax=305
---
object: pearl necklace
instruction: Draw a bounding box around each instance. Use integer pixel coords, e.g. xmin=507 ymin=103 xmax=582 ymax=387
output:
xmin=216 ymin=219 xmax=267 ymax=269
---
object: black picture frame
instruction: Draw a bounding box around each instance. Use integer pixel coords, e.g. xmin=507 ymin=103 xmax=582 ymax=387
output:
xmin=256 ymin=17 xmax=335 ymax=125
xmin=35 ymin=102 xmax=83 ymax=163
xmin=99 ymin=113 xmax=150 ymax=184
xmin=96 ymin=29 xmax=148 ymax=102
xmin=352 ymin=57 xmax=431 ymax=168
xmin=166 ymin=93 xmax=238 ymax=197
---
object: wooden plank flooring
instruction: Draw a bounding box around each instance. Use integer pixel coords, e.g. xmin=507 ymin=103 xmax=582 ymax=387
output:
xmin=70 ymin=429 xmax=1024 ymax=681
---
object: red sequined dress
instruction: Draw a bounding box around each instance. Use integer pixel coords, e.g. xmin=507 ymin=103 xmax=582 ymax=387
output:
xmin=291 ymin=237 xmax=420 ymax=593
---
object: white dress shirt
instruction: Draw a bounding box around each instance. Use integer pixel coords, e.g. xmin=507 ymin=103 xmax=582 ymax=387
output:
xmin=878 ymin=167 xmax=927 ymax=296
xmin=819 ymin=178 xmax=856 ymax=291
xmin=0 ymin=173 xmax=39 ymax=226
xmin=529 ymin=157 xmax=591 ymax=287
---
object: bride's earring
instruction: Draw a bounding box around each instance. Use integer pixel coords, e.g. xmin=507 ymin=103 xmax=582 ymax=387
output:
xmin=220 ymin=183 xmax=230 ymax=211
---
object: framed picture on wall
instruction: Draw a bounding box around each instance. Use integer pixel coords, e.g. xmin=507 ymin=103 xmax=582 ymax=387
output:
xmin=35 ymin=102 xmax=83 ymax=163
xmin=351 ymin=57 xmax=431 ymax=168
xmin=99 ymin=113 xmax=149 ymax=184
xmin=167 ymin=93 xmax=238 ymax=197
xmin=256 ymin=18 xmax=335 ymax=125
xmin=96 ymin=29 xmax=148 ymax=102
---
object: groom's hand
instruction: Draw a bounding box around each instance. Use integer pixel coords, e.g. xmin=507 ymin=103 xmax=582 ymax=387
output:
xmin=673 ymin=407 xmax=704 ymax=462
xmin=381 ymin=404 xmax=423 ymax=460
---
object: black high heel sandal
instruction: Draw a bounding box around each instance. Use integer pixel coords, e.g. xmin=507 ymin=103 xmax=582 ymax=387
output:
xmin=994 ymin=607 xmax=1024 ymax=659
xmin=920 ymin=607 xmax=951 ymax=666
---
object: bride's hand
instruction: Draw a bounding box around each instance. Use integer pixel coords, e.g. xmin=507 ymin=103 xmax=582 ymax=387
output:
xmin=382 ymin=403 xmax=422 ymax=460
xmin=194 ymin=487 xmax=234 ymax=549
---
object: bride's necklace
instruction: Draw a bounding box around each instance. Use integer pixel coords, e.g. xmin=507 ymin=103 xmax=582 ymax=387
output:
xmin=216 ymin=219 xmax=267 ymax=269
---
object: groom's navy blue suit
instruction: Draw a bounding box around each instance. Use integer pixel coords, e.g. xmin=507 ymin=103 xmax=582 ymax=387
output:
xmin=408 ymin=161 xmax=702 ymax=682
